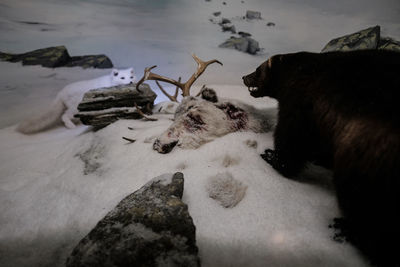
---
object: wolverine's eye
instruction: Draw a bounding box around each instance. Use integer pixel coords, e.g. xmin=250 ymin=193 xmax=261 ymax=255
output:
xmin=130 ymin=76 xmax=133 ymax=79
xmin=121 ymin=77 xmax=125 ymax=79
xmin=114 ymin=72 xmax=118 ymax=76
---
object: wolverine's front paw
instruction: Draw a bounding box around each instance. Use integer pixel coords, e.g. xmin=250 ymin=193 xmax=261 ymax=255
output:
xmin=261 ymin=149 xmax=294 ymax=177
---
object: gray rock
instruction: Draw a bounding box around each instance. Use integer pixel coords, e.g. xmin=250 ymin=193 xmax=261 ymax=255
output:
xmin=219 ymin=36 xmax=260 ymax=55
xmin=221 ymin=23 xmax=236 ymax=34
xmin=0 ymin=46 xmax=114 ymax=69
xmin=321 ymin=26 xmax=380 ymax=52
xmin=75 ymin=83 xmax=157 ymax=128
xmin=219 ymin=18 xmax=231 ymax=25
xmin=65 ymin=55 xmax=113 ymax=69
xmin=238 ymin=31 xmax=252 ymax=37
xmin=0 ymin=46 xmax=70 ymax=68
xmin=66 ymin=173 xmax=200 ymax=267
xmin=378 ymin=37 xmax=400 ymax=52
xmin=246 ymin=10 xmax=261 ymax=20
xmin=247 ymin=38 xmax=260 ymax=54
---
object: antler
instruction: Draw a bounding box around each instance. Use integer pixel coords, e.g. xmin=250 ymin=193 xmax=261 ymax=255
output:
xmin=155 ymin=77 xmax=181 ymax=102
xmin=136 ymin=54 xmax=222 ymax=99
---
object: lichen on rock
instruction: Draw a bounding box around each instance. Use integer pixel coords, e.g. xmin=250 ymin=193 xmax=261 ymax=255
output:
xmin=66 ymin=172 xmax=200 ymax=267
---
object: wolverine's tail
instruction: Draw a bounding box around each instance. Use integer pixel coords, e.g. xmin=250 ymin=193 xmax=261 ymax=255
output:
xmin=16 ymin=99 xmax=66 ymax=134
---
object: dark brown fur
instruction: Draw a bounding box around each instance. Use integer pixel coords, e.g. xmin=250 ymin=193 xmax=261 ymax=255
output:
xmin=243 ymin=50 xmax=400 ymax=266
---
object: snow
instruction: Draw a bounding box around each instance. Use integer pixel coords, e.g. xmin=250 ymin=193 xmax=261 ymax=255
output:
xmin=1 ymin=0 xmax=399 ymax=266
xmin=0 ymin=84 xmax=368 ymax=267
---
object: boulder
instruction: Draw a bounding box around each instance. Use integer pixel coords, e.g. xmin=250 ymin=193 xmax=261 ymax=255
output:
xmin=246 ymin=10 xmax=261 ymax=20
xmin=221 ymin=23 xmax=236 ymax=34
xmin=321 ymin=25 xmax=400 ymax=53
xmin=321 ymin=26 xmax=380 ymax=52
xmin=238 ymin=31 xmax=252 ymax=37
xmin=0 ymin=46 xmax=114 ymax=69
xmin=219 ymin=36 xmax=260 ymax=55
xmin=378 ymin=37 xmax=400 ymax=52
xmin=0 ymin=46 xmax=70 ymax=68
xmin=75 ymin=83 xmax=157 ymax=128
xmin=65 ymin=55 xmax=113 ymax=69
xmin=66 ymin=173 xmax=200 ymax=267
xmin=219 ymin=18 xmax=231 ymax=25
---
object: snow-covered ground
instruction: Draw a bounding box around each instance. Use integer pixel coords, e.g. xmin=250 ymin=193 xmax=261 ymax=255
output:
xmin=0 ymin=83 xmax=368 ymax=267
xmin=1 ymin=0 xmax=399 ymax=266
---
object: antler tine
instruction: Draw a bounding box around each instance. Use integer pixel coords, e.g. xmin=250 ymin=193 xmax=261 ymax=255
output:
xmin=182 ymin=54 xmax=223 ymax=96
xmin=155 ymin=80 xmax=179 ymax=102
xmin=136 ymin=65 xmax=184 ymax=93
xmin=136 ymin=65 xmax=157 ymax=92
xmin=174 ymin=77 xmax=181 ymax=99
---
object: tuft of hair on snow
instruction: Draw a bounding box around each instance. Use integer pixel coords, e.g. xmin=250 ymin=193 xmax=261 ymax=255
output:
xmin=206 ymin=172 xmax=247 ymax=208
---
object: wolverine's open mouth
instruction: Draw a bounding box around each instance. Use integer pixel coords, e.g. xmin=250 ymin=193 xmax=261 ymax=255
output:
xmin=248 ymin=87 xmax=259 ymax=93
xmin=243 ymin=75 xmax=261 ymax=97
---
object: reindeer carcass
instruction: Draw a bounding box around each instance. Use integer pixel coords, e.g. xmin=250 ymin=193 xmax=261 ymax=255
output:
xmin=136 ymin=55 xmax=274 ymax=153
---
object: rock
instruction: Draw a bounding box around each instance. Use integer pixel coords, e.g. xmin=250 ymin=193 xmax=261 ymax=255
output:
xmin=75 ymin=83 xmax=157 ymax=128
xmin=238 ymin=31 xmax=252 ymax=37
xmin=77 ymin=83 xmax=156 ymax=112
xmin=321 ymin=25 xmax=400 ymax=53
xmin=247 ymin=38 xmax=260 ymax=54
xmin=65 ymin=55 xmax=114 ymax=69
xmin=219 ymin=37 xmax=248 ymax=53
xmin=321 ymin=25 xmax=380 ymax=52
xmin=66 ymin=173 xmax=200 ymax=267
xmin=0 ymin=46 xmax=70 ymax=68
xmin=219 ymin=18 xmax=231 ymax=25
xmin=221 ymin=23 xmax=236 ymax=34
xmin=378 ymin=37 xmax=400 ymax=52
xmin=0 ymin=46 xmax=114 ymax=69
xmin=246 ymin=10 xmax=262 ymax=20
xmin=219 ymin=36 xmax=260 ymax=55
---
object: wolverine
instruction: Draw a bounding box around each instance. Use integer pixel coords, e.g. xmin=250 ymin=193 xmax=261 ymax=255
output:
xmin=243 ymin=50 xmax=400 ymax=266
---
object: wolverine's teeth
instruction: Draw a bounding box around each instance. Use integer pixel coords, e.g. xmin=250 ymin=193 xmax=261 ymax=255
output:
xmin=249 ymin=87 xmax=258 ymax=92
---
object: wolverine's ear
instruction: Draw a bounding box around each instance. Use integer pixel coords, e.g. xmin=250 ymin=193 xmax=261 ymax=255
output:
xmin=112 ymin=69 xmax=119 ymax=76
xmin=267 ymin=57 xmax=273 ymax=69
xmin=129 ymin=67 xmax=134 ymax=74
xmin=266 ymin=55 xmax=283 ymax=70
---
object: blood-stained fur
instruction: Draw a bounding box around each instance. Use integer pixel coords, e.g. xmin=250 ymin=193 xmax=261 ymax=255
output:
xmin=243 ymin=50 xmax=400 ymax=266
xmin=153 ymin=93 xmax=274 ymax=154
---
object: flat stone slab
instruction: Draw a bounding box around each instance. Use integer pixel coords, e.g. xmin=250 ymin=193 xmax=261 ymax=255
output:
xmin=75 ymin=83 xmax=157 ymax=128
